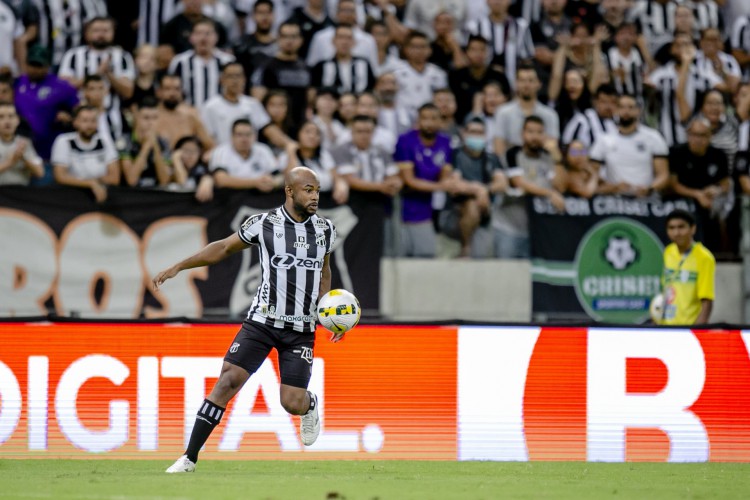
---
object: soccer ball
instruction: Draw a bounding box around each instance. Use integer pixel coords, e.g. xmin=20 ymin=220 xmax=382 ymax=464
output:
xmin=317 ymin=289 xmax=361 ymax=334
xmin=649 ymin=293 xmax=665 ymax=322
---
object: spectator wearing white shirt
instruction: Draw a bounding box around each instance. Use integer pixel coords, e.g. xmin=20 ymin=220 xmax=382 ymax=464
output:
xmin=210 ymin=119 xmax=280 ymax=191
xmin=0 ymin=1 xmax=24 ymax=75
xmin=337 ymin=91 xmax=396 ymax=154
xmin=392 ymin=31 xmax=448 ymax=117
xmin=311 ymin=88 xmax=347 ymax=152
xmin=202 ymin=61 xmax=290 ymax=147
xmin=306 ymin=0 xmax=378 ymax=69
xmin=368 ymin=20 xmax=401 ymax=77
xmin=589 ymin=94 xmax=670 ymax=197
xmin=168 ymin=19 xmax=235 ymax=109
xmin=51 ymin=104 xmax=119 ymax=202
xmin=374 ymin=71 xmax=414 ymax=139
xmin=731 ymin=15 xmax=750 ymax=81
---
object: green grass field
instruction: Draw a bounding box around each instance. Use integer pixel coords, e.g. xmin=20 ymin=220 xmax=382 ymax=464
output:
xmin=0 ymin=460 xmax=748 ymax=500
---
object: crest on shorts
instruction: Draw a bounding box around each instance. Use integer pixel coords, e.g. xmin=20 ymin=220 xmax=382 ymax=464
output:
xmin=230 ymin=342 xmax=240 ymax=353
xmin=300 ymin=346 xmax=313 ymax=364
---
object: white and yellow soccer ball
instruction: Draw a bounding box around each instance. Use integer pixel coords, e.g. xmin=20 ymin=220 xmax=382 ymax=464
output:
xmin=649 ymin=293 xmax=665 ymax=323
xmin=317 ymin=289 xmax=361 ymax=334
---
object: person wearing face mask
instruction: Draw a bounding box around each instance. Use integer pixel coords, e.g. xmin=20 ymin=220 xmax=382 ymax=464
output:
xmin=439 ymin=116 xmax=508 ymax=258
xmin=589 ymin=93 xmax=669 ymax=197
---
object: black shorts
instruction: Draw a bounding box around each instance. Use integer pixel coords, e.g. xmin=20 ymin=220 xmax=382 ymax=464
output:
xmin=224 ymin=320 xmax=315 ymax=389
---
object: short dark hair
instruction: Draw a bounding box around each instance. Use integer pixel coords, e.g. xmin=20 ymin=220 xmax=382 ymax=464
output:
xmin=465 ymin=34 xmax=488 ymax=50
xmin=159 ymin=72 xmax=181 ymax=86
xmin=463 ymin=116 xmax=486 ymax=129
xmin=232 ymin=118 xmax=253 ymax=133
xmin=72 ymin=104 xmax=99 ymax=119
xmin=85 ymin=16 xmax=114 ymax=32
xmin=193 ymin=17 xmax=217 ymax=33
xmin=351 ymin=114 xmax=376 ymax=126
xmin=516 ymin=63 xmax=537 ymax=77
xmin=0 ymin=100 xmax=16 ymax=111
xmin=594 ymin=83 xmax=618 ymax=99
xmin=523 ymin=115 xmax=545 ymax=129
xmin=221 ymin=61 xmax=245 ymax=74
xmin=335 ymin=23 xmax=355 ymax=35
xmin=175 ymin=135 xmax=202 ymax=151
xmin=83 ymin=74 xmax=104 ymax=87
xmin=278 ymin=21 xmax=301 ymax=35
xmin=666 ymin=209 xmax=696 ymax=227
xmin=418 ymin=102 xmax=439 ymax=115
xmin=254 ymin=0 xmax=274 ymax=12
xmin=405 ymin=30 xmax=429 ymax=45
xmin=138 ymin=96 xmax=160 ymax=110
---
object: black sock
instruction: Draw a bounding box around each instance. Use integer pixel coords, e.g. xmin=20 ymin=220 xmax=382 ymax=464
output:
xmin=185 ymin=399 xmax=225 ymax=463
xmin=306 ymin=391 xmax=316 ymax=413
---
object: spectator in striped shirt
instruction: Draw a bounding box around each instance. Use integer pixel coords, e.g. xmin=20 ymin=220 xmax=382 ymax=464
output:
xmin=696 ymin=27 xmax=741 ymax=95
xmin=730 ymin=15 xmax=750 ymax=81
xmin=57 ymin=16 xmax=135 ymax=134
xmin=561 ymin=83 xmax=618 ymax=147
xmin=310 ymin=24 xmax=376 ymax=96
xmin=168 ymin=18 xmax=235 ymax=110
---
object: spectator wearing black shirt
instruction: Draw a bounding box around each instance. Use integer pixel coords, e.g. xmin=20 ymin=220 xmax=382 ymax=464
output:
xmin=160 ymin=0 xmax=227 ymax=54
xmin=171 ymin=135 xmax=214 ymax=203
xmin=254 ymin=22 xmax=311 ymax=128
xmin=234 ymin=0 xmax=278 ymax=91
xmin=428 ymin=11 xmax=467 ymax=72
xmin=120 ymin=96 xmax=171 ymax=188
xmin=448 ymin=35 xmax=511 ymax=124
xmin=282 ymin=0 xmax=333 ymax=60
xmin=669 ymin=116 xmax=730 ymax=255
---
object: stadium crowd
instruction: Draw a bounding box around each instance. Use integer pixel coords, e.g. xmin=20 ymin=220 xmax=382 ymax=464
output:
xmin=1 ymin=0 xmax=750 ymax=260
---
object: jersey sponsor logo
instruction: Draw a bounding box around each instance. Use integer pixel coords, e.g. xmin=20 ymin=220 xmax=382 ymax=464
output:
xmin=241 ymin=214 xmax=262 ymax=232
xmin=266 ymin=213 xmax=284 ymax=225
xmin=315 ymin=218 xmax=328 ymax=229
xmin=294 ymin=236 xmax=310 ymax=249
xmin=276 ymin=232 xmax=283 ymax=238
xmin=270 ymin=253 xmax=324 ymax=270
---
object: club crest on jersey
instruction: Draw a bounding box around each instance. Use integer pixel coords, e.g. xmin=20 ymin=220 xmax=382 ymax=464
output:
xmin=316 ymin=233 xmax=326 ymax=247
xmin=266 ymin=213 xmax=284 ymax=225
xmin=294 ymin=236 xmax=310 ymax=249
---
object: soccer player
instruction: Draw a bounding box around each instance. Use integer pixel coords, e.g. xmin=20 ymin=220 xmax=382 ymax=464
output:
xmin=152 ymin=167 xmax=338 ymax=473
xmin=659 ymin=209 xmax=715 ymax=325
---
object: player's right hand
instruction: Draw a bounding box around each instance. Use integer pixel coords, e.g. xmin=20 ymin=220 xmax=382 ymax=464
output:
xmin=152 ymin=267 xmax=179 ymax=291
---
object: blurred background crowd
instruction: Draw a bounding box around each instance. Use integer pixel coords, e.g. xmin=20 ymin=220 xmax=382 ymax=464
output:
xmin=1 ymin=0 xmax=750 ymax=260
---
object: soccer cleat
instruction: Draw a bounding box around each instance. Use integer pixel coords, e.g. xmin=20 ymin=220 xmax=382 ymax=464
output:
xmin=300 ymin=392 xmax=321 ymax=446
xmin=165 ymin=455 xmax=196 ymax=473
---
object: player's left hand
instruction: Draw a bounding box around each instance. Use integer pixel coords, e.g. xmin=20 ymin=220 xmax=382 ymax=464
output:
xmin=329 ymin=331 xmax=346 ymax=343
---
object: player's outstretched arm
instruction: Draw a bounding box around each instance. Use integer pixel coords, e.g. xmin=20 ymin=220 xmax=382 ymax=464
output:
xmin=152 ymin=233 xmax=249 ymax=291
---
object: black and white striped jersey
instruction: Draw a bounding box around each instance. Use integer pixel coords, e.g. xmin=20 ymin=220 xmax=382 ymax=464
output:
xmin=561 ymin=109 xmax=618 ymax=147
xmin=605 ymin=45 xmax=645 ymax=98
xmin=647 ymin=60 xmax=721 ymax=146
xmin=238 ymin=206 xmax=337 ymax=334
xmin=730 ymin=16 xmax=750 ymax=80
xmin=310 ymin=56 xmax=376 ymax=95
xmin=34 ymin=0 xmax=107 ymax=66
xmin=694 ymin=50 xmax=742 ymax=84
xmin=629 ymin=0 xmax=678 ymax=57
xmin=464 ymin=16 xmax=534 ymax=88
xmin=168 ymin=49 xmax=235 ymax=109
xmin=137 ymin=0 xmax=179 ymax=46
xmin=57 ymin=45 xmax=135 ymax=118
xmin=684 ymin=0 xmax=722 ymax=34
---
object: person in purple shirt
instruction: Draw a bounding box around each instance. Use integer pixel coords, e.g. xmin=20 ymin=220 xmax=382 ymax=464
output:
xmin=14 ymin=45 xmax=79 ymax=184
xmin=394 ymin=103 xmax=470 ymax=257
